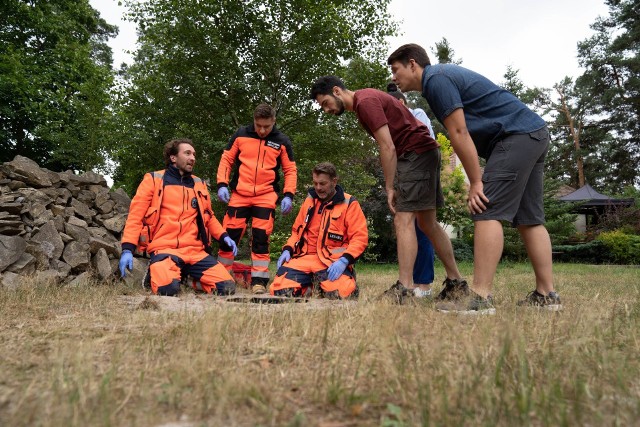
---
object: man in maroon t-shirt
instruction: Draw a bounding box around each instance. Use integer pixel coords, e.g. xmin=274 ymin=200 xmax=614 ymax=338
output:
xmin=310 ymin=75 xmax=467 ymax=302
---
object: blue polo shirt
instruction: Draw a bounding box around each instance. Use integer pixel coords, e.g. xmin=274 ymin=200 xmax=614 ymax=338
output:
xmin=421 ymin=64 xmax=546 ymax=159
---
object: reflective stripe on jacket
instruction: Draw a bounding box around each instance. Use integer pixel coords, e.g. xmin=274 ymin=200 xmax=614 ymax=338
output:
xmin=283 ymin=185 xmax=368 ymax=268
xmin=121 ymin=166 xmax=228 ymax=254
xmin=216 ymin=124 xmax=297 ymax=198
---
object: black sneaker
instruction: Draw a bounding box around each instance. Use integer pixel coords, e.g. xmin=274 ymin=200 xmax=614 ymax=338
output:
xmin=436 ymin=278 xmax=469 ymax=300
xmin=381 ymin=281 xmax=411 ymax=304
xmin=517 ymin=290 xmax=563 ymax=311
xmin=436 ymin=291 xmax=496 ymax=315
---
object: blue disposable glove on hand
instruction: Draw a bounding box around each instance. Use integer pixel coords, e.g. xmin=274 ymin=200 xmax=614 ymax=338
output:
xmin=277 ymin=251 xmax=291 ymax=269
xmin=119 ymin=250 xmax=133 ymax=278
xmin=217 ymin=187 xmax=230 ymax=203
xmin=223 ymin=236 xmax=238 ymax=257
xmin=327 ymin=257 xmax=349 ymax=281
xmin=281 ymin=196 xmax=293 ymax=215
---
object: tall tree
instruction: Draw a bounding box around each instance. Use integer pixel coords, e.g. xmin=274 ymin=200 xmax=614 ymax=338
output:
xmin=112 ymin=0 xmax=397 ymax=193
xmin=432 ymin=37 xmax=463 ymax=65
xmin=0 ymin=0 xmax=117 ymax=171
xmin=575 ymin=0 xmax=640 ymax=188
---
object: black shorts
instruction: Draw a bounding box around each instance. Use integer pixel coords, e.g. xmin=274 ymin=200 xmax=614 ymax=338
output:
xmin=473 ymin=127 xmax=549 ymax=226
xmin=394 ymin=149 xmax=444 ymax=212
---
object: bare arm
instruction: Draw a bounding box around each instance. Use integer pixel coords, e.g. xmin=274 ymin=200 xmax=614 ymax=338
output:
xmin=372 ymin=124 xmax=398 ymax=214
xmin=442 ymin=108 xmax=489 ymax=214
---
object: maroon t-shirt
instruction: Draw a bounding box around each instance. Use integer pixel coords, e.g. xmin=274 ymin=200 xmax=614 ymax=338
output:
xmin=353 ymin=88 xmax=439 ymax=155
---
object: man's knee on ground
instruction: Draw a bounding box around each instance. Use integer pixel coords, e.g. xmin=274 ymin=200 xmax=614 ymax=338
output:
xmin=273 ymin=286 xmax=311 ymax=298
xmin=156 ymin=279 xmax=181 ymax=296
xmin=215 ymin=280 xmax=236 ymax=295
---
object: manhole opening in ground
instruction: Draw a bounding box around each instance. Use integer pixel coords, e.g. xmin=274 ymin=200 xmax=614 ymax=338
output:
xmin=224 ymin=296 xmax=310 ymax=304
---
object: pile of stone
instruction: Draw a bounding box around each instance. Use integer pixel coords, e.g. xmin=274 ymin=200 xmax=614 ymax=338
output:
xmin=0 ymin=156 xmax=147 ymax=289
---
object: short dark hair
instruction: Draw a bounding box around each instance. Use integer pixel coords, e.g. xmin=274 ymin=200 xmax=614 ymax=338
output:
xmin=254 ymin=103 xmax=276 ymax=119
xmin=387 ymin=43 xmax=431 ymax=68
xmin=313 ymin=162 xmax=338 ymax=180
xmin=310 ymin=76 xmax=346 ymax=100
xmin=163 ymin=138 xmax=193 ymax=167
xmin=386 ymin=82 xmax=406 ymax=103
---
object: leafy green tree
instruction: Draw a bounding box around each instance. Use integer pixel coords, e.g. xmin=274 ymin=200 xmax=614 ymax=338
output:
xmin=432 ymin=37 xmax=462 ymax=65
xmin=436 ymin=133 xmax=470 ymax=236
xmin=0 ymin=0 xmax=117 ymax=171
xmin=112 ymin=0 xmax=397 ymax=193
xmin=575 ymin=0 xmax=639 ymax=188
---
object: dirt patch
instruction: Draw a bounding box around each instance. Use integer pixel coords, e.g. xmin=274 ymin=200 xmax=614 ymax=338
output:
xmin=118 ymin=292 xmax=357 ymax=313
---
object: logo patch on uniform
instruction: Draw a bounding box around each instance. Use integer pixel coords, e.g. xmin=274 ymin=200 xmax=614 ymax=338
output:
xmin=191 ymin=197 xmax=198 ymax=209
xmin=328 ymin=232 xmax=343 ymax=242
xmin=266 ymin=140 xmax=281 ymax=150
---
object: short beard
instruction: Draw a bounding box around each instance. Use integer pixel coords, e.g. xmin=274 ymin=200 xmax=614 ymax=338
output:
xmin=333 ymin=96 xmax=345 ymax=116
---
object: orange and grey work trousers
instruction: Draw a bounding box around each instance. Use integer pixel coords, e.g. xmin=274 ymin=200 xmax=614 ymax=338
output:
xmin=149 ymin=246 xmax=236 ymax=296
xmin=269 ymin=254 xmax=358 ymax=299
xmin=217 ymin=192 xmax=276 ymax=286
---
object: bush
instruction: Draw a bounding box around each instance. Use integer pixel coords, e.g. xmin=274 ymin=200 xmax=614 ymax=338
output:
xmin=451 ymin=238 xmax=474 ymax=262
xmin=596 ymin=230 xmax=640 ymax=265
xmin=552 ymin=240 xmax=611 ymax=264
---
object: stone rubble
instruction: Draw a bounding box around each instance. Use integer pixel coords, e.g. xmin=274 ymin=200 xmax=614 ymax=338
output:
xmin=0 ymin=155 xmax=148 ymax=288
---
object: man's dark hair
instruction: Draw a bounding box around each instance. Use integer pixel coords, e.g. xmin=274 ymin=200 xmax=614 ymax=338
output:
xmin=310 ymin=76 xmax=346 ymax=100
xmin=163 ymin=138 xmax=193 ymax=167
xmin=313 ymin=162 xmax=338 ymax=179
xmin=387 ymin=43 xmax=431 ymax=68
xmin=386 ymin=82 xmax=406 ymax=103
xmin=254 ymin=103 xmax=276 ymax=119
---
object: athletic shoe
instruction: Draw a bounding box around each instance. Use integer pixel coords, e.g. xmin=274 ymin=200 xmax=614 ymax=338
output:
xmin=413 ymin=287 xmax=432 ymax=298
xmin=251 ymin=284 xmax=267 ymax=294
xmin=436 ymin=291 xmax=496 ymax=315
xmin=436 ymin=278 xmax=469 ymax=300
xmin=517 ymin=290 xmax=563 ymax=311
xmin=381 ymin=281 xmax=411 ymax=304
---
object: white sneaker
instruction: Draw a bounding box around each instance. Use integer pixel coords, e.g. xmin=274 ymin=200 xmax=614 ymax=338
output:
xmin=413 ymin=287 xmax=432 ymax=298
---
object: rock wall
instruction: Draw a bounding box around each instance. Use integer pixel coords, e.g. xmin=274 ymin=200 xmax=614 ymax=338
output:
xmin=0 ymin=156 xmax=146 ymax=288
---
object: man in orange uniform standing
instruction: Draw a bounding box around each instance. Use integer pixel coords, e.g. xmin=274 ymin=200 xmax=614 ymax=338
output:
xmin=270 ymin=162 xmax=368 ymax=299
xmin=119 ymin=138 xmax=238 ymax=296
xmin=216 ymin=104 xmax=298 ymax=294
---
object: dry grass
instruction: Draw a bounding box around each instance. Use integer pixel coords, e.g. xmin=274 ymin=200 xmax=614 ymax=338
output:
xmin=0 ymin=262 xmax=639 ymax=426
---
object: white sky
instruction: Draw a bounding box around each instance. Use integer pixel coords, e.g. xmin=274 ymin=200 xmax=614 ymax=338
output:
xmin=92 ymin=0 xmax=610 ymax=89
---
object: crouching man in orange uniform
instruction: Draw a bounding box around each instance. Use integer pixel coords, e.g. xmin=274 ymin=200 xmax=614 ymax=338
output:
xmin=119 ymin=138 xmax=238 ymax=296
xmin=270 ymin=162 xmax=368 ymax=299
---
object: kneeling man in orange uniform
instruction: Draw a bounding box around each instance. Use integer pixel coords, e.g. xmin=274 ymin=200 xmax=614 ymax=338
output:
xmin=270 ymin=162 xmax=368 ymax=299
xmin=119 ymin=138 xmax=238 ymax=296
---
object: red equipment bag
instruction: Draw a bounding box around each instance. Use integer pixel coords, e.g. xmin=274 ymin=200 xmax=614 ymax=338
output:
xmin=231 ymin=262 xmax=252 ymax=288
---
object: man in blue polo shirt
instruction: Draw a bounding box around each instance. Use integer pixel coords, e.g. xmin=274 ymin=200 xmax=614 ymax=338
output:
xmin=388 ymin=43 xmax=562 ymax=314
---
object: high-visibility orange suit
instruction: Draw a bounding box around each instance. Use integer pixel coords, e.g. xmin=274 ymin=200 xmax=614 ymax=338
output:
xmin=216 ymin=123 xmax=297 ymax=289
xmin=121 ymin=166 xmax=235 ymax=296
xmin=270 ymin=185 xmax=368 ymax=299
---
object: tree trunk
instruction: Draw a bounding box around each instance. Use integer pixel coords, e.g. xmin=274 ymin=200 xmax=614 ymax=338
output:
xmin=557 ymin=86 xmax=585 ymax=187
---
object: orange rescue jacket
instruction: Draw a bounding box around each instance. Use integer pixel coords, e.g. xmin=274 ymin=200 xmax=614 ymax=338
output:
xmin=216 ymin=124 xmax=297 ymax=199
xmin=283 ymin=186 xmax=368 ymax=268
xmin=121 ymin=166 xmax=228 ymax=254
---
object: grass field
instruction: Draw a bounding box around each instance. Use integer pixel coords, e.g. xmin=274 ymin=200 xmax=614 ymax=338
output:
xmin=1 ymin=262 xmax=639 ymax=426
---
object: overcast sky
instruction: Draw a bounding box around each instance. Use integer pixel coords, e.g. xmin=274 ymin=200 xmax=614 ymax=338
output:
xmin=92 ymin=0 xmax=610 ymax=89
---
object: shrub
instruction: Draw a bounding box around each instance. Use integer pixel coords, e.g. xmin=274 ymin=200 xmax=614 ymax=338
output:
xmin=451 ymin=238 xmax=474 ymax=262
xmin=552 ymin=240 xmax=611 ymax=264
xmin=596 ymin=230 xmax=640 ymax=265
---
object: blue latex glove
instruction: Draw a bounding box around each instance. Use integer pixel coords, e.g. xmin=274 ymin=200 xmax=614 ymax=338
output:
xmin=119 ymin=250 xmax=133 ymax=278
xmin=217 ymin=187 xmax=230 ymax=203
xmin=223 ymin=236 xmax=238 ymax=257
xmin=281 ymin=196 xmax=293 ymax=215
xmin=277 ymin=251 xmax=291 ymax=269
xmin=327 ymin=257 xmax=349 ymax=281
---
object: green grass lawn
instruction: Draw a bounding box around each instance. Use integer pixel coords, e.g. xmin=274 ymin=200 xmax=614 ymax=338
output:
xmin=0 ymin=262 xmax=638 ymax=426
